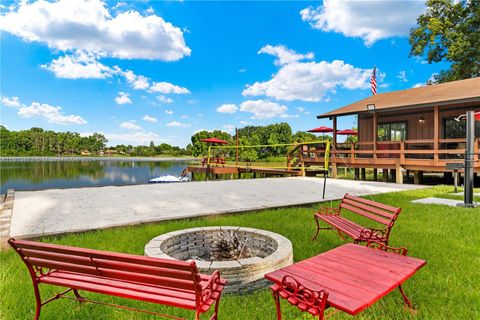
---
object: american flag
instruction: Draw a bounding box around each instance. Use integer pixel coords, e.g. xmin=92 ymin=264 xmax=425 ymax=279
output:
xmin=370 ymin=66 xmax=377 ymax=95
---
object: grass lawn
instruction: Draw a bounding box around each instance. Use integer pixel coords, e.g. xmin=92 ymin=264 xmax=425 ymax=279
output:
xmin=1 ymin=186 xmax=479 ymax=319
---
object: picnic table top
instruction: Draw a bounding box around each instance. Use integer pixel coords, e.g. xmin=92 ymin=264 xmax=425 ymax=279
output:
xmin=264 ymin=243 xmax=426 ymax=315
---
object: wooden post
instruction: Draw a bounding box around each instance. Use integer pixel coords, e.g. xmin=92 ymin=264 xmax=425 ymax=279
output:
xmin=373 ymin=169 xmax=378 ymax=181
xmin=383 ymin=169 xmax=388 ymax=182
xmin=434 ymin=106 xmax=439 ymax=166
xmin=354 ymin=168 xmax=360 ymax=180
xmin=400 ymin=141 xmax=405 ymax=165
xmin=332 ymin=116 xmax=337 ymax=168
xmin=395 ymin=163 xmax=403 ymax=184
xmin=361 ymin=168 xmax=366 ymax=180
xmin=414 ymin=171 xmax=423 ymax=185
xmin=373 ymin=112 xmax=377 ymax=160
xmin=332 ymin=163 xmax=338 ymax=178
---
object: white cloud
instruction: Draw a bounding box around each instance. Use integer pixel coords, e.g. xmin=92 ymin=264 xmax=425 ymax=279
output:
xmin=115 ymin=92 xmax=132 ymax=105
xmin=412 ymin=83 xmax=424 ymax=88
xmin=42 ymin=51 xmax=113 ymax=79
xmin=240 ymin=120 xmax=252 ymax=125
xmin=239 ymin=100 xmax=288 ymax=119
xmin=122 ymin=70 xmax=150 ymax=90
xmin=104 ymin=131 xmax=164 ymax=146
xmin=180 ymin=115 xmax=189 ymax=119
xmin=157 ymin=95 xmax=174 ymax=104
xmin=142 ymin=115 xmax=158 ymax=123
xmin=397 ymin=70 xmax=408 ymax=82
xmin=300 ymin=0 xmax=425 ymax=46
xmin=243 ymin=59 xmax=372 ymax=102
xmin=0 ymin=0 xmax=191 ymax=60
xmin=223 ymin=124 xmax=235 ymax=133
xmin=120 ymin=121 xmax=142 ymax=130
xmin=150 ymin=82 xmax=190 ymax=94
xmin=18 ymin=102 xmax=87 ymax=125
xmin=1 ymin=96 xmax=21 ymax=108
xmin=216 ymin=103 xmax=238 ymax=114
xmin=165 ymin=109 xmax=173 ymax=115
xmin=239 ymin=68 xmax=247 ymax=73
xmin=166 ymin=121 xmax=190 ymax=127
xmin=259 ymin=44 xmax=314 ymax=66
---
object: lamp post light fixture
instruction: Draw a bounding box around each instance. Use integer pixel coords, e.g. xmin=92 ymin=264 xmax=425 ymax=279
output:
xmin=367 ymin=104 xmax=376 ymax=113
xmin=418 ymin=117 xmax=425 ymax=124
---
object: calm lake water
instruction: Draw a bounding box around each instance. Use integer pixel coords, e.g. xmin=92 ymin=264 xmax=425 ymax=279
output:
xmin=0 ymin=159 xmax=194 ymax=193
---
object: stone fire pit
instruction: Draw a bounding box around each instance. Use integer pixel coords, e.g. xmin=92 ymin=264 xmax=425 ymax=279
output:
xmin=145 ymin=226 xmax=293 ymax=294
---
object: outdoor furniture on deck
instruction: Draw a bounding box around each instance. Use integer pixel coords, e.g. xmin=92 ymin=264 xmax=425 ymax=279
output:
xmin=264 ymin=242 xmax=426 ymax=319
xmin=8 ymin=238 xmax=226 ymax=320
xmin=201 ymin=157 xmax=226 ymax=167
xmin=312 ymin=194 xmax=401 ymax=245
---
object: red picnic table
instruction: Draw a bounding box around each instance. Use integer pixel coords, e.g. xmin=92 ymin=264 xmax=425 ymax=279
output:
xmin=264 ymin=243 xmax=426 ymax=319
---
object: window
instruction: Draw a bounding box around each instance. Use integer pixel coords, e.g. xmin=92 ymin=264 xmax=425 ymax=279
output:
xmin=377 ymin=122 xmax=407 ymax=141
xmin=444 ymin=117 xmax=480 ymax=139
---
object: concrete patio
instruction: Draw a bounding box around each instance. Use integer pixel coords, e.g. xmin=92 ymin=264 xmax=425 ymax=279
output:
xmin=7 ymin=177 xmax=426 ymax=239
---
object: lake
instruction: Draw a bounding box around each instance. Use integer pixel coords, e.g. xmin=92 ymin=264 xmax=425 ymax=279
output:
xmin=0 ymin=158 xmax=195 ymax=194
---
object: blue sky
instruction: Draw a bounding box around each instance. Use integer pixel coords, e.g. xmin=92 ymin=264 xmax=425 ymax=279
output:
xmin=1 ymin=0 xmax=447 ymax=147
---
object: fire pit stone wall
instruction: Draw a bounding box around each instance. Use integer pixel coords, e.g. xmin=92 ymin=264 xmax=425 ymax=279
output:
xmin=145 ymin=226 xmax=293 ymax=294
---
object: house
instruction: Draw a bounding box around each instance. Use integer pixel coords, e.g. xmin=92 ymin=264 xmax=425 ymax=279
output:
xmin=314 ymin=77 xmax=480 ymax=184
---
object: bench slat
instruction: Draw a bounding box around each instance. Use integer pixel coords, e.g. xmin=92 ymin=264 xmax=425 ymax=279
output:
xmin=12 ymin=240 xmax=194 ymax=271
xmin=342 ymin=198 xmax=395 ymax=219
xmin=26 ymin=257 xmax=200 ymax=291
xmin=340 ymin=203 xmax=391 ymax=226
xmin=344 ymin=194 xmax=399 ymax=214
xmin=20 ymin=248 xmax=198 ymax=281
xmin=47 ymin=271 xmax=197 ymax=301
xmin=40 ymin=276 xmax=197 ymax=310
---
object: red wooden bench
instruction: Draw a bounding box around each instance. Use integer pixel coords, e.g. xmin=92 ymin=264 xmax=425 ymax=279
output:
xmin=201 ymin=157 xmax=226 ymax=167
xmin=312 ymin=193 xmax=401 ymax=245
xmin=8 ymin=238 xmax=226 ymax=320
xmin=264 ymin=241 xmax=426 ymax=319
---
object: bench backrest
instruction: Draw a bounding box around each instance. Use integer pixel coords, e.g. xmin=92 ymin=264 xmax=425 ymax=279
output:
xmin=9 ymin=238 xmax=203 ymax=304
xmin=339 ymin=194 xmax=401 ymax=228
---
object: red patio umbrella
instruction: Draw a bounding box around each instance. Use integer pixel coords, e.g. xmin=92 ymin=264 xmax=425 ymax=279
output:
xmin=200 ymin=137 xmax=228 ymax=145
xmin=307 ymin=126 xmax=334 ymax=133
xmin=336 ymin=129 xmax=358 ymax=135
xmin=475 ymin=112 xmax=480 ymax=121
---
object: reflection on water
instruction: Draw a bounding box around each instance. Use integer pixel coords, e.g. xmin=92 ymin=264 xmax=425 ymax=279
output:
xmin=0 ymin=160 xmax=192 ymax=193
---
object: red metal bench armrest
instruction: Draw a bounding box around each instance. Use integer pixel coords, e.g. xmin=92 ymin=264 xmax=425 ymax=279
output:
xmin=272 ymin=275 xmax=329 ymax=318
xmin=315 ymin=207 xmax=340 ymax=216
xmin=200 ymin=270 xmax=222 ymax=303
xmin=366 ymin=241 xmax=408 ymax=256
xmin=359 ymin=227 xmax=388 ymax=243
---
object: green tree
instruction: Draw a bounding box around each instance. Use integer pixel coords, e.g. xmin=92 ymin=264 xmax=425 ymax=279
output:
xmin=409 ymin=0 xmax=480 ymax=83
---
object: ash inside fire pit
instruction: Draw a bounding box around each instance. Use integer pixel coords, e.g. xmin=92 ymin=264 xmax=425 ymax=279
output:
xmin=207 ymin=230 xmax=254 ymax=261
xmin=145 ymin=226 xmax=293 ymax=294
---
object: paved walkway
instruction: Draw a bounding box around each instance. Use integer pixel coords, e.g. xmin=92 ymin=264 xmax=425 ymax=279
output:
xmin=9 ymin=177 xmax=425 ymax=238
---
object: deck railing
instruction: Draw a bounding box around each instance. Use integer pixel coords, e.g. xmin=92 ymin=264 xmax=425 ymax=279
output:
xmin=290 ymin=138 xmax=480 ymax=168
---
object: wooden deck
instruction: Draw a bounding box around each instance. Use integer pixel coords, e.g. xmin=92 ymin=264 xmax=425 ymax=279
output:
xmin=186 ymin=165 xmax=302 ymax=178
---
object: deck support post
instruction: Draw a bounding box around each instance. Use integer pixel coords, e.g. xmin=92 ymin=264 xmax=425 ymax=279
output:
xmin=354 ymin=168 xmax=360 ymax=180
xmin=414 ymin=171 xmax=423 ymax=185
xmin=331 ymin=163 xmax=338 ymax=179
xmin=382 ymin=169 xmax=388 ymax=182
xmin=361 ymin=168 xmax=366 ymax=180
xmin=395 ymin=164 xmax=403 ymax=184
xmin=373 ymin=169 xmax=378 ymax=181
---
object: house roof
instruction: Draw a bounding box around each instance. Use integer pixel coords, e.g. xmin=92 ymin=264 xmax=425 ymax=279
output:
xmin=317 ymin=77 xmax=480 ymax=119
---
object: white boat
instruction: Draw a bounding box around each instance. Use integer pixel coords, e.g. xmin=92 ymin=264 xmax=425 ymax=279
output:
xmin=149 ymin=175 xmax=190 ymax=183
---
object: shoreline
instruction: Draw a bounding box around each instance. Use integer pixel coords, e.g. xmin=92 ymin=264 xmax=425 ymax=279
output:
xmin=0 ymin=156 xmax=197 ymax=162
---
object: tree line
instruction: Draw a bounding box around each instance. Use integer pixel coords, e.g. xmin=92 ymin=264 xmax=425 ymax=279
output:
xmin=0 ymin=126 xmax=190 ymax=157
